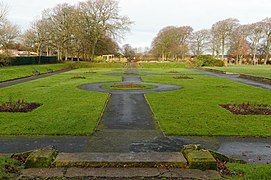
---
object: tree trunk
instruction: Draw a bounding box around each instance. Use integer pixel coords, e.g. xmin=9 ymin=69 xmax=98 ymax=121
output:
xmin=264 ymin=39 xmax=270 ymax=64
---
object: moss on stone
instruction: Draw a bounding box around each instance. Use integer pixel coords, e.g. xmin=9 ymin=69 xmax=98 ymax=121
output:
xmin=25 ymin=146 xmax=58 ymax=168
xmin=186 ymin=150 xmax=217 ymax=170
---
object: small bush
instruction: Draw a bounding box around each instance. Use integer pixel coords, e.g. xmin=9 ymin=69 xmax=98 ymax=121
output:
xmin=195 ymin=55 xmax=224 ymax=67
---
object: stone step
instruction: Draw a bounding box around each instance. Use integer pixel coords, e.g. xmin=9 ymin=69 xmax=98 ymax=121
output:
xmin=20 ymin=167 xmax=221 ymax=179
xmin=55 ymin=152 xmax=187 ymax=168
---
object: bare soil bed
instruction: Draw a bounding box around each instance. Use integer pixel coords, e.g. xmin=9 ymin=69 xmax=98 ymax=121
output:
xmin=220 ymin=103 xmax=271 ymax=115
xmin=0 ymin=100 xmax=41 ymax=113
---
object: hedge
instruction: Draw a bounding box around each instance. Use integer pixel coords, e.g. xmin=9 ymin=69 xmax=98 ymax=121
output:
xmin=9 ymin=56 xmax=58 ymax=66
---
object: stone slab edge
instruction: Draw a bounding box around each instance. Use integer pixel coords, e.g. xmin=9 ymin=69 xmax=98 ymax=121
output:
xmin=54 ymin=152 xmax=187 ymax=168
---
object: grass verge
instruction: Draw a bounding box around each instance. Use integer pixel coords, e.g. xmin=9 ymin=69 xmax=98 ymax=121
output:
xmin=0 ymin=63 xmax=71 ymax=82
xmin=143 ymin=69 xmax=271 ymax=136
xmin=226 ymin=163 xmax=271 ymax=179
xmin=0 ymin=68 xmax=120 ymax=135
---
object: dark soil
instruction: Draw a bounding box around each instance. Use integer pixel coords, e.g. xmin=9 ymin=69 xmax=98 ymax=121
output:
xmin=220 ymin=103 xmax=271 ymax=115
xmin=85 ymin=72 xmax=97 ymax=74
xmin=0 ymin=100 xmax=41 ymax=112
xmin=173 ymin=75 xmax=193 ymax=79
xmin=112 ymin=84 xmax=145 ymax=89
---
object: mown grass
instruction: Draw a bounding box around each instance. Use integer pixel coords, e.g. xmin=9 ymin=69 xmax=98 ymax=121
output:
xmin=140 ymin=62 xmax=187 ymax=68
xmin=226 ymin=163 xmax=271 ymax=179
xmin=143 ymin=69 xmax=271 ymax=136
xmin=67 ymin=61 xmax=124 ymax=69
xmin=0 ymin=63 xmax=71 ymax=82
xmin=139 ymin=68 xmax=202 ymax=75
xmin=209 ymin=65 xmax=271 ymax=78
xmin=0 ymin=68 xmax=120 ymax=135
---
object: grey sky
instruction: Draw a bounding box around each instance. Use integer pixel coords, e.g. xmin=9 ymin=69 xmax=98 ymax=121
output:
xmin=2 ymin=0 xmax=271 ymax=48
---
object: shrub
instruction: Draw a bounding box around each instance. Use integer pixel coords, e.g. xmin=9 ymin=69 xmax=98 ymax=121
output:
xmin=9 ymin=56 xmax=58 ymax=66
xmin=195 ymin=55 xmax=224 ymax=67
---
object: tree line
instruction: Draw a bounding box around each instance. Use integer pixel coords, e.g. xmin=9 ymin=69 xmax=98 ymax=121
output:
xmin=0 ymin=0 xmax=132 ymax=62
xmin=151 ymin=18 xmax=271 ymax=65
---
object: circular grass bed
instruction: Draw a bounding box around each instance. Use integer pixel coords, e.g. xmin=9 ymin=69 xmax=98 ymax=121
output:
xmin=101 ymin=83 xmax=157 ymax=90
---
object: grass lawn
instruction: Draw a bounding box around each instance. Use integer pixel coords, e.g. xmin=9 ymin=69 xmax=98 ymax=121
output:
xmin=208 ymin=65 xmax=271 ymax=78
xmin=138 ymin=67 xmax=202 ymax=75
xmin=0 ymin=68 xmax=120 ymax=135
xmin=0 ymin=63 xmax=71 ymax=82
xmin=140 ymin=62 xmax=187 ymax=68
xmin=226 ymin=163 xmax=271 ymax=179
xmin=143 ymin=69 xmax=271 ymax=136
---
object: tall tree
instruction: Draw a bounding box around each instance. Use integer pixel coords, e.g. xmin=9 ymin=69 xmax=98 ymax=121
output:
xmin=0 ymin=2 xmax=20 ymax=53
xmin=261 ymin=18 xmax=271 ymax=64
xmin=228 ymin=26 xmax=250 ymax=64
xmin=78 ymin=0 xmax=132 ymax=61
xmin=190 ymin=29 xmax=209 ymax=56
xmin=245 ymin=22 xmax=263 ymax=64
xmin=122 ymin=44 xmax=135 ymax=60
xmin=151 ymin=26 xmax=193 ymax=60
xmin=212 ymin=18 xmax=240 ymax=64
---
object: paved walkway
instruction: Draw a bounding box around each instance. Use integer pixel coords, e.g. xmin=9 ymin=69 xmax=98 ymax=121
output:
xmin=79 ymin=69 xmax=182 ymax=153
xmin=0 ymin=69 xmax=70 ymax=89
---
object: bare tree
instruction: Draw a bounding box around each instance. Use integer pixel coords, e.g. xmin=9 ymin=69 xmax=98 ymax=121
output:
xmin=190 ymin=29 xmax=209 ymax=56
xmin=261 ymin=18 xmax=271 ymax=64
xmin=78 ymin=0 xmax=132 ymax=61
xmin=151 ymin=26 xmax=192 ymax=60
xmin=0 ymin=2 xmax=20 ymax=54
xmin=212 ymin=18 xmax=240 ymax=64
xmin=245 ymin=22 xmax=264 ymax=64
xmin=0 ymin=1 xmax=7 ymax=24
xmin=228 ymin=26 xmax=250 ymax=64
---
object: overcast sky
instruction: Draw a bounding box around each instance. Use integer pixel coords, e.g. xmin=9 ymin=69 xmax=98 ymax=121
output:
xmin=2 ymin=0 xmax=271 ymax=48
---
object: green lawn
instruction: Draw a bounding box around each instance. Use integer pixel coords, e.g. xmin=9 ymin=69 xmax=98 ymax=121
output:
xmin=143 ymin=69 xmax=271 ymax=136
xmin=0 ymin=68 xmax=120 ymax=135
xmin=0 ymin=63 xmax=71 ymax=82
xmin=140 ymin=62 xmax=187 ymax=68
xmin=208 ymin=65 xmax=271 ymax=78
xmin=227 ymin=163 xmax=271 ymax=179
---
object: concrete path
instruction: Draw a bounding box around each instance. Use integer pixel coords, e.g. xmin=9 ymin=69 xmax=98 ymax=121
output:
xmin=0 ymin=69 xmax=71 ymax=88
xmin=79 ymin=69 xmax=182 ymax=153
xmin=191 ymin=68 xmax=271 ymax=90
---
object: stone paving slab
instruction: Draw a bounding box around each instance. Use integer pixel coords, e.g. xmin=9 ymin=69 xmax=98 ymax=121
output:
xmin=55 ymin=152 xmax=187 ymax=168
xmin=21 ymin=167 xmax=65 ymax=178
xmin=20 ymin=167 xmax=221 ymax=179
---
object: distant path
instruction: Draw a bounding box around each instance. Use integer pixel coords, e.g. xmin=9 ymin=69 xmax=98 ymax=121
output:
xmin=0 ymin=69 xmax=71 ymax=89
xmin=191 ymin=68 xmax=271 ymax=90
